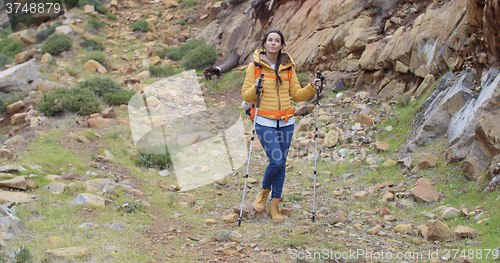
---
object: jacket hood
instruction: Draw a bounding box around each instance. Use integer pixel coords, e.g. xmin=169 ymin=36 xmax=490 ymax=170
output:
xmin=253 ymin=49 xmax=294 ymax=70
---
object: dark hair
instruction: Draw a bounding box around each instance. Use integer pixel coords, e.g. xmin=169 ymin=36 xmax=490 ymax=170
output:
xmin=262 ymin=29 xmax=286 ymax=86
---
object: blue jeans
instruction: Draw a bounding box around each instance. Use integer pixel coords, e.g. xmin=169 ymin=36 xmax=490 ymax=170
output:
xmin=255 ymin=123 xmax=294 ymax=199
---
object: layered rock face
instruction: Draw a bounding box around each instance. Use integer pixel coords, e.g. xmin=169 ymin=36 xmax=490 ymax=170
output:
xmin=408 ymin=68 xmax=500 ymax=181
xmin=199 ymin=0 xmax=473 ymax=98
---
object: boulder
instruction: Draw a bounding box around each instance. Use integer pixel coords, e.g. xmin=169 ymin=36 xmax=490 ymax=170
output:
xmin=0 ymin=60 xmax=39 ymax=93
xmin=70 ymin=193 xmax=111 ymax=207
xmin=426 ymin=220 xmax=454 ymax=241
xmin=0 ymin=176 xmax=27 ymax=190
xmin=410 ymin=178 xmax=440 ymax=202
xmin=454 ymin=225 xmax=479 ymax=239
xmin=6 ymin=100 xmax=24 ymax=114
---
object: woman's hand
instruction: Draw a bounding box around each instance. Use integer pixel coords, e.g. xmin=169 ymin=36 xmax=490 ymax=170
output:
xmin=312 ymin=79 xmax=322 ymax=90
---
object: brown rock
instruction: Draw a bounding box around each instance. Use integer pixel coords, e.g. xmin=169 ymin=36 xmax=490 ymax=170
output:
xmin=88 ymin=119 xmax=111 ymax=128
xmin=373 ymin=141 xmax=390 ymax=151
xmin=427 ymin=220 xmax=454 ymax=241
xmin=11 ymin=113 xmax=27 ymax=124
xmin=366 ymin=218 xmax=382 ymax=226
xmin=222 ymin=213 xmax=238 ymax=223
xmin=417 ymin=225 xmax=429 ymax=238
xmin=77 ymin=136 xmax=90 ymax=143
xmin=410 ymin=178 xmax=440 ymax=202
xmin=177 ymin=193 xmax=195 ymax=205
xmin=0 ymin=149 xmax=13 ymax=159
xmin=354 ymin=191 xmax=369 ymax=200
xmin=417 ymin=153 xmax=437 ymax=168
xmin=378 ymin=208 xmax=391 ymax=216
xmin=355 ymin=114 xmax=374 ymax=125
xmin=27 ymin=179 xmax=38 ymax=189
xmin=326 ymin=210 xmax=348 ymax=224
xmin=454 ymin=225 xmax=479 ymax=239
xmin=6 ymin=100 xmax=24 ymax=114
xmin=127 ymin=189 xmax=144 ymax=197
xmin=102 ymin=108 xmax=117 ymax=118
xmin=394 ymin=224 xmax=412 ymax=234
xmin=0 ymin=176 xmax=27 ymax=190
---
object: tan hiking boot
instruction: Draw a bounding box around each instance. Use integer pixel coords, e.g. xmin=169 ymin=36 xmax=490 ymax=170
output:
xmin=253 ymin=188 xmax=271 ymax=212
xmin=269 ymin=198 xmax=284 ymax=222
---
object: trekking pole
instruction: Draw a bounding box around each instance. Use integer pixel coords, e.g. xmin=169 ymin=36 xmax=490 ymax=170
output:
xmin=238 ymin=73 xmax=264 ymax=227
xmin=312 ymin=71 xmax=324 ymax=222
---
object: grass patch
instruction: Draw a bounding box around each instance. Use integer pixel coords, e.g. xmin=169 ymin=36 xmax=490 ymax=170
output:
xmin=202 ymin=70 xmax=245 ymax=94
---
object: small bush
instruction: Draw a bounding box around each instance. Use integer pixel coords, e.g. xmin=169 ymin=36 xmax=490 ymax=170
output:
xmin=1 ymin=41 xmax=23 ymax=58
xmin=86 ymin=16 xmax=106 ymax=30
xmin=103 ymin=89 xmax=136 ymax=105
xmin=35 ymin=21 xmax=62 ymax=43
xmin=106 ymin=13 xmax=117 ymax=20
xmin=95 ymin=5 xmax=109 ymax=14
xmin=296 ymin=72 xmax=310 ymax=88
xmin=228 ymin=0 xmax=244 ymax=4
xmin=41 ymin=34 xmax=72 ymax=55
xmin=135 ymin=152 xmax=171 ymax=170
xmin=153 ymin=49 xmax=168 ymax=59
xmin=14 ymin=246 xmax=33 ymax=263
xmin=66 ymin=68 xmax=78 ymax=77
xmin=0 ymin=28 xmax=13 ymax=38
xmin=85 ymin=52 xmax=106 ymax=64
xmin=37 ymin=87 xmax=68 ymax=116
xmin=182 ymin=44 xmax=217 ymax=69
xmin=166 ymin=39 xmax=206 ymax=61
xmin=130 ymin=20 xmax=151 ymax=32
xmin=78 ymin=0 xmax=102 ymax=8
xmin=118 ymin=201 xmax=147 ymax=213
xmin=37 ymin=87 xmax=101 ymax=116
xmin=80 ymin=36 xmax=105 ymax=51
xmin=77 ymin=77 xmax=121 ymax=97
xmin=0 ymin=54 xmax=12 ymax=68
xmin=148 ymin=65 xmax=179 ymax=77
xmin=182 ymin=0 xmax=198 ymax=8
xmin=64 ymin=87 xmax=101 ymax=115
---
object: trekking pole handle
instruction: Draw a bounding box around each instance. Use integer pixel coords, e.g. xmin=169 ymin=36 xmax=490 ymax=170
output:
xmin=315 ymin=71 xmax=324 ymax=105
xmin=255 ymin=73 xmax=264 ymax=107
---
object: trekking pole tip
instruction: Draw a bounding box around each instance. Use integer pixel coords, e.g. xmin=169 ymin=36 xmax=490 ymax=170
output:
xmin=237 ymin=217 xmax=242 ymax=227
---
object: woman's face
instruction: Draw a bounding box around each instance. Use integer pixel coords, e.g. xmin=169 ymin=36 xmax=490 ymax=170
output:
xmin=264 ymin=32 xmax=283 ymax=55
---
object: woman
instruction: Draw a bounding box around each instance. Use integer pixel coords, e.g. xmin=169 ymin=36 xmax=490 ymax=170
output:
xmin=241 ymin=29 xmax=323 ymax=222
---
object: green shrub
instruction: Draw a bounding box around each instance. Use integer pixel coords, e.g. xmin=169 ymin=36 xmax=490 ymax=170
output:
xmin=166 ymin=39 xmax=206 ymax=61
xmin=85 ymin=52 xmax=106 ymax=64
xmin=37 ymin=87 xmax=68 ymax=116
xmin=35 ymin=21 xmax=63 ymax=43
xmin=148 ymin=65 xmax=179 ymax=77
xmin=64 ymin=87 xmax=101 ymax=115
xmin=182 ymin=0 xmax=198 ymax=8
xmin=80 ymin=36 xmax=105 ymax=51
xmin=103 ymin=89 xmax=136 ymax=105
xmin=228 ymin=0 xmax=244 ymax=4
xmin=14 ymin=246 xmax=33 ymax=263
xmin=0 ymin=28 xmax=13 ymax=38
xmin=78 ymin=0 xmax=102 ymax=8
xmin=118 ymin=201 xmax=147 ymax=213
xmin=66 ymin=68 xmax=78 ymax=77
xmin=106 ymin=13 xmax=117 ymax=20
xmin=182 ymin=44 xmax=217 ymax=69
xmin=0 ymin=54 xmax=12 ymax=68
xmin=296 ymin=72 xmax=310 ymax=87
xmin=77 ymin=77 xmax=121 ymax=97
xmin=41 ymin=34 xmax=72 ymax=55
xmin=37 ymin=87 xmax=101 ymax=116
xmin=153 ymin=49 xmax=168 ymax=59
xmin=95 ymin=5 xmax=109 ymax=14
xmin=130 ymin=20 xmax=151 ymax=32
xmin=86 ymin=16 xmax=106 ymax=30
xmin=0 ymin=41 xmax=23 ymax=58
xmin=134 ymin=152 xmax=171 ymax=170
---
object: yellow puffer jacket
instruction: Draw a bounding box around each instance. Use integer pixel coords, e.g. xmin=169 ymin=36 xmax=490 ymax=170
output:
xmin=241 ymin=49 xmax=317 ymax=120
